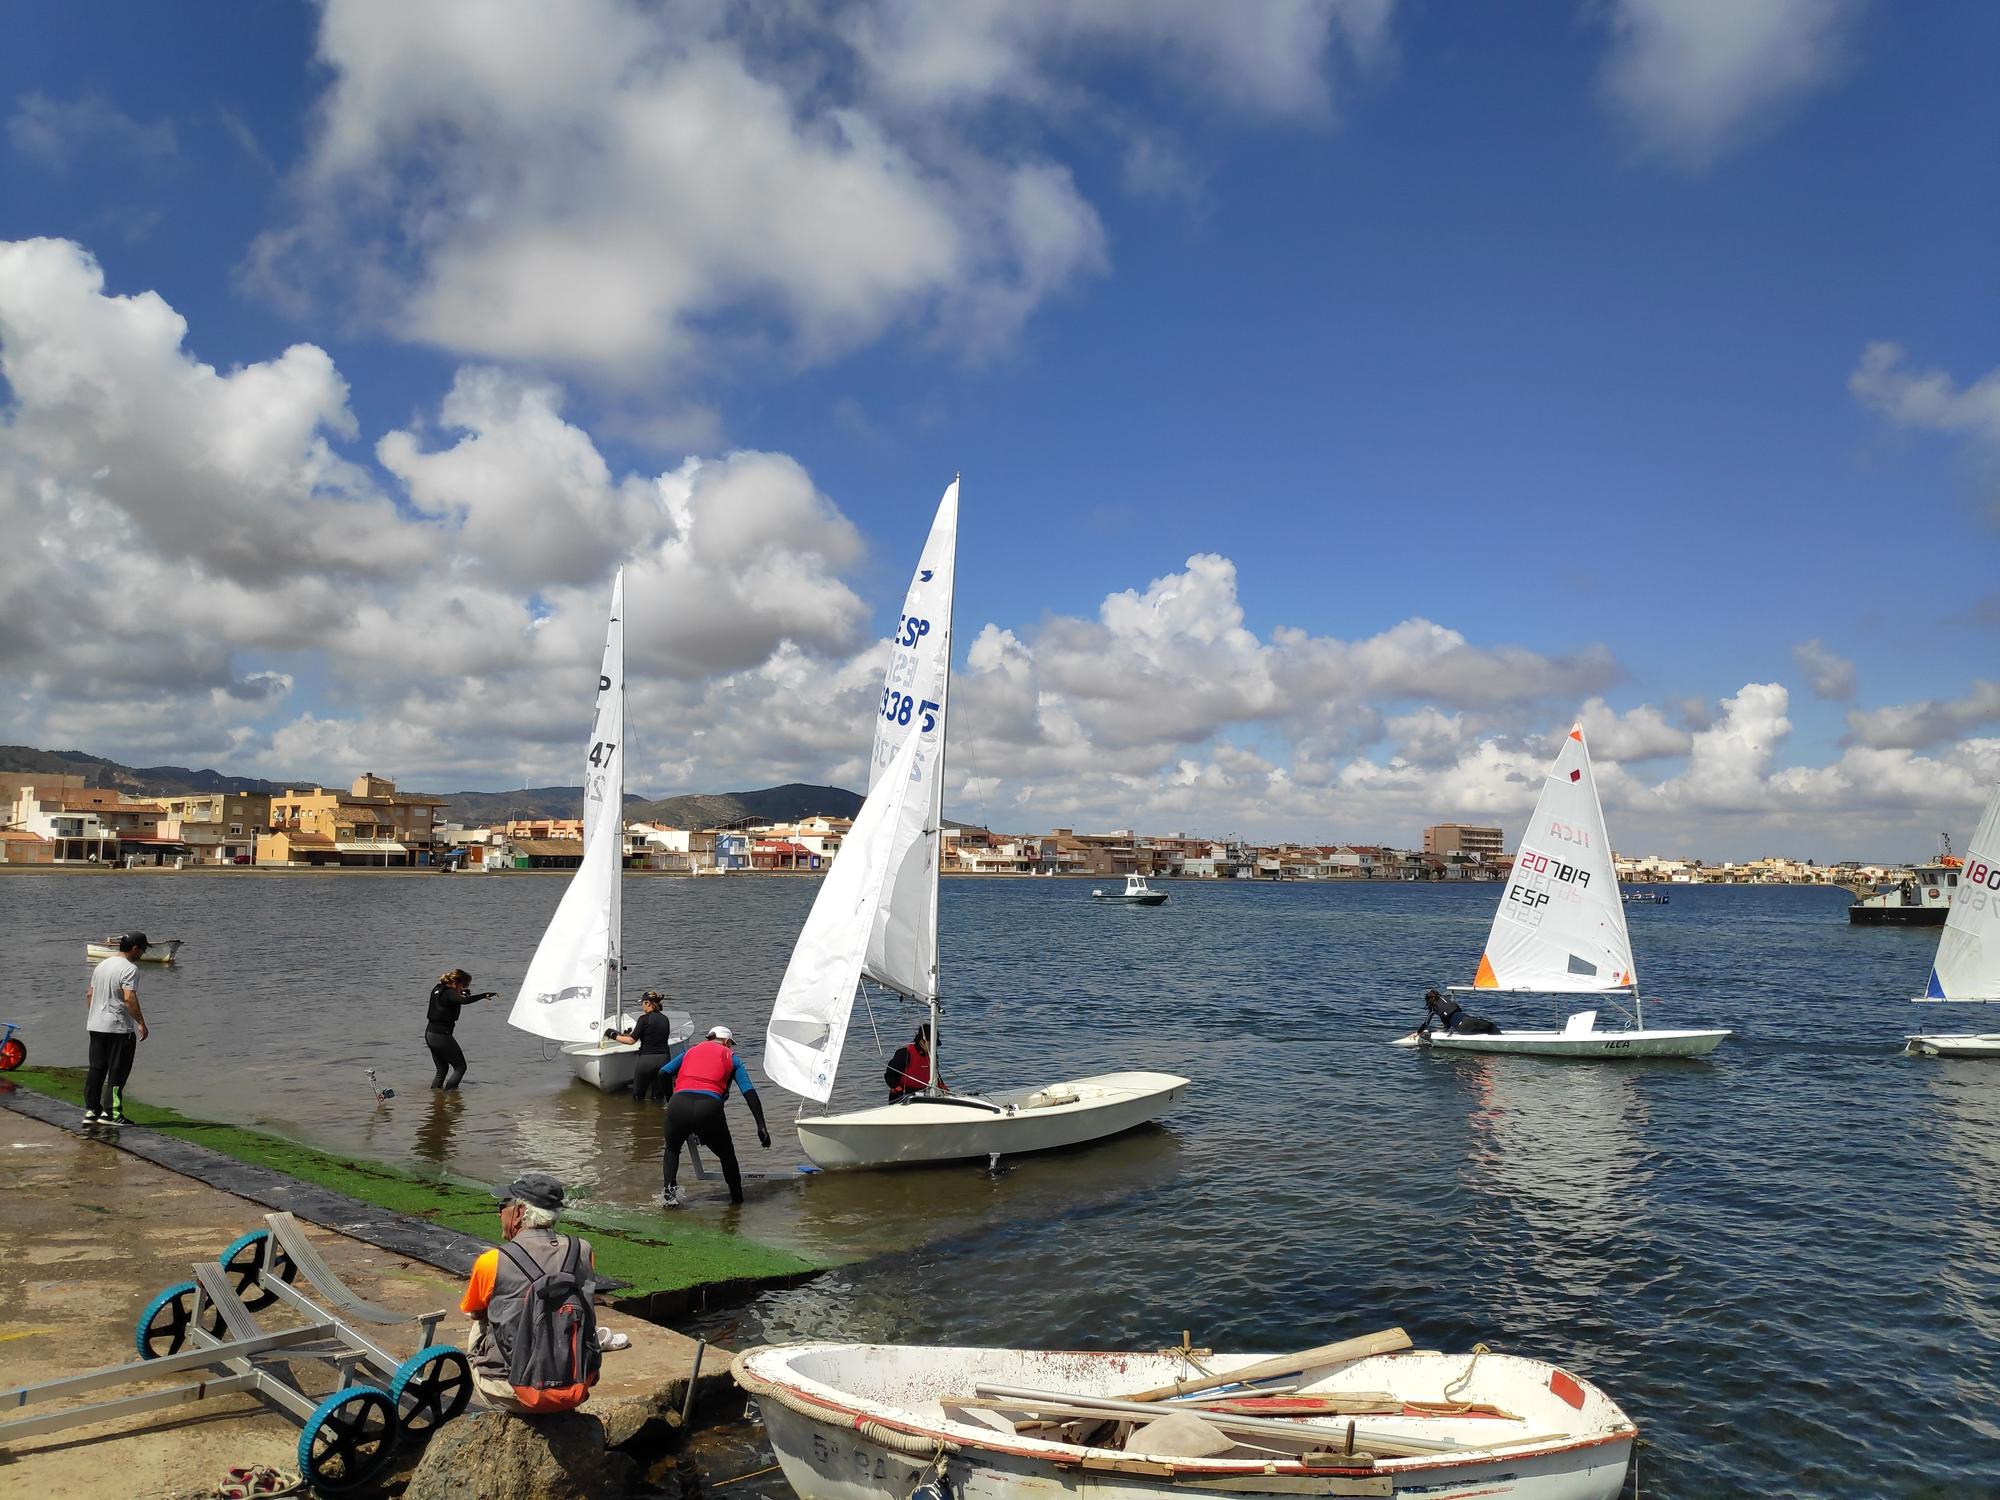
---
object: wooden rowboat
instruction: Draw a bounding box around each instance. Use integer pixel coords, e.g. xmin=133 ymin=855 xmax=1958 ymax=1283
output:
xmin=734 ymin=1329 xmax=1636 ymax=1500
xmin=84 ymin=938 xmax=184 ymax=965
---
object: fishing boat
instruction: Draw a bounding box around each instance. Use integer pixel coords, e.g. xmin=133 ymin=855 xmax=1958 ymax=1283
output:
xmin=505 ymin=568 xmax=649 ymax=1092
xmin=84 ymin=938 xmax=184 ymax=964
xmin=1619 ymin=889 xmax=1668 ymax=905
xmin=734 ymin=1328 xmax=1636 ymax=1500
xmin=763 ymin=480 xmax=1189 ymax=1169
xmin=1906 ymin=783 xmax=2000 ymax=1059
xmin=1092 ymin=874 xmax=1168 ymax=905
xmin=1392 ymin=723 xmax=1730 ymax=1059
xmin=1848 ymin=841 xmax=1960 ymax=925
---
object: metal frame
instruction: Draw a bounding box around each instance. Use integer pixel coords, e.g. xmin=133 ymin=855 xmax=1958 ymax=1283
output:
xmin=0 ymin=1211 xmax=464 ymax=1452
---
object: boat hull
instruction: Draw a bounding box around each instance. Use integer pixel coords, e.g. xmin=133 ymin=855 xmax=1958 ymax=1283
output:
xmin=565 ymin=1038 xmax=643 ymax=1092
xmin=1906 ymin=1034 xmax=2000 ymax=1058
xmin=1396 ymin=1028 xmax=1730 ymax=1059
xmin=1849 ymin=905 xmax=1947 ymax=926
xmin=795 ymin=1071 xmax=1189 ymax=1169
xmin=84 ymin=940 xmax=183 ymax=964
xmin=736 ymin=1342 xmax=1635 ymax=1500
xmin=1094 ymin=892 xmax=1169 ymax=906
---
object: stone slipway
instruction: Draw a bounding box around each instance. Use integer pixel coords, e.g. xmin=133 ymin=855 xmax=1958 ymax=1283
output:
xmin=0 ymin=1099 xmax=776 ymax=1498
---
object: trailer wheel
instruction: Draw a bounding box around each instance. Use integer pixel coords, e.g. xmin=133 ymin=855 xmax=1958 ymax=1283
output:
xmin=390 ymin=1344 xmax=473 ymax=1438
xmin=218 ymin=1228 xmax=298 ymax=1311
xmin=135 ymin=1281 xmax=222 ymax=1358
xmin=299 ymin=1385 xmax=400 ymax=1494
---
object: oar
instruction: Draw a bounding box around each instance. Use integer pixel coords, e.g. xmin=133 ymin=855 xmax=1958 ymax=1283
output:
xmin=1118 ymin=1328 xmax=1413 ymax=1403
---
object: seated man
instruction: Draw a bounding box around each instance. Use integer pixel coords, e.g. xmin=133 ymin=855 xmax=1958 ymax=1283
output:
xmin=461 ymin=1173 xmax=602 ymax=1413
xmin=884 ymin=1021 xmax=946 ymax=1101
xmin=1416 ymin=987 xmax=1502 ymax=1039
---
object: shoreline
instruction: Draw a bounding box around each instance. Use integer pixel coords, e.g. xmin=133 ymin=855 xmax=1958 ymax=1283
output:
xmin=0 ymin=1068 xmax=832 ymax=1320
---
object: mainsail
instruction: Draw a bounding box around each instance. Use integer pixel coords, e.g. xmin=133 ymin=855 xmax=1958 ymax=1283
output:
xmin=764 ymin=728 xmax=925 ymax=1101
xmin=1474 ymin=723 xmax=1636 ymax=993
xmin=508 ymin=569 xmax=625 ymax=1043
xmin=862 ymin=479 xmax=957 ymax=1002
xmin=1920 ymin=782 xmax=2000 ymax=1002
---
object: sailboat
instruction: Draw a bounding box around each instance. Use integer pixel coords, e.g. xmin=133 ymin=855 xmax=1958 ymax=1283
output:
xmin=1906 ymin=782 xmax=2000 ymax=1058
xmin=763 ymin=479 xmax=1190 ymax=1169
xmin=1393 ymin=723 xmax=1730 ymax=1059
xmin=505 ymin=568 xmax=675 ymax=1091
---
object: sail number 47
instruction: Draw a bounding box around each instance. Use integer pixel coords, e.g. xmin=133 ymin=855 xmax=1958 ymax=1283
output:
xmin=588 ymin=741 xmax=617 ymax=767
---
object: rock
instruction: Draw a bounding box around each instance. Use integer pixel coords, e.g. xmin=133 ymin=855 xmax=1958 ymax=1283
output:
xmin=598 ymin=1393 xmax=683 ymax=1454
xmin=405 ymin=1410 xmax=633 ymax=1500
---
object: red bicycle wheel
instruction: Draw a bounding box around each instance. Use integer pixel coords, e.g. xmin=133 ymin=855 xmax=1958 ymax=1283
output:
xmin=0 ymin=1037 xmax=25 ymax=1070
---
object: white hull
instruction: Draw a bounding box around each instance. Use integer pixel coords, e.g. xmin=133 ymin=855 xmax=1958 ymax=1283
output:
xmin=85 ymin=939 xmax=183 ymax=964
xmin=1394 ymin=1028 xmax=1729 ymax=1059
xmin=796 ymin=1071 xmax=1189 ymax=1169
xmin=1906 ymin=1034 xmax=2000 ymax=1059
xmin=735 ymin=1342 xmax=1635 ymax=1500
xmin=565 ymin=1038 xmax=644 ymax=1091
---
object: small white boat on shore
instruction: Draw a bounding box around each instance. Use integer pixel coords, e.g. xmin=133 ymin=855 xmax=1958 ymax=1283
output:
xmin=734 ymin=1329 xmax=1636 ymax=1500
xmin=1092 ymin=874 xmax=1168 ymax=906
xmin=564 ymin=1008 xmax=695 ymax=1090
xmin=84 ymin=938 xmax=183 ymax=964
xmin=1906 ymin=781 xmax=2000 ymax=1060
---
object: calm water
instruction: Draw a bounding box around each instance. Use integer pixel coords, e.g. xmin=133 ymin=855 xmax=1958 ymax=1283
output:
xmin=3 ymin=872 xmax=1995 ymax=1496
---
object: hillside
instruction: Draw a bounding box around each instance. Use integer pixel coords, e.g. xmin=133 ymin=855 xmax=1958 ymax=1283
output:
xmin=626 ymin=783 xmax=864 ymax=827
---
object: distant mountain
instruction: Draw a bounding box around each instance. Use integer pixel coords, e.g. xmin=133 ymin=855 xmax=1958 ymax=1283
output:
xmin=627 ymin=783 xmax=864 ymax=828
xmin=0 ymin=745 xmax=287 ymax=796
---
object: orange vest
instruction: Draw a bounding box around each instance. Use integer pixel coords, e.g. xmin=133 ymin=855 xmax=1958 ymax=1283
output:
xmin=891 ymin=1043 xmax=931 ymax=1093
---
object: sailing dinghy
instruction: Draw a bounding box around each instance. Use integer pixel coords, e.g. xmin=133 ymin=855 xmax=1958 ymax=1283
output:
xmin=734 ymin=1329 xmax=1637 ymax=1500
xmin=1393 ymin=723 xmax=1730 ymax=1059
xmin=505 ymin=568 xmax=674 ymax=1091
xmin=1906 ymin=781 xmax=2000 ymax=1058
xmin=763 ymin=479 xmax=1189 ymax=1168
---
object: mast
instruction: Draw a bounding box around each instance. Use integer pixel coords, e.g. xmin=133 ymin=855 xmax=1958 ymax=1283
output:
xmin=927 ymin=474 xmax=959 ymax=1094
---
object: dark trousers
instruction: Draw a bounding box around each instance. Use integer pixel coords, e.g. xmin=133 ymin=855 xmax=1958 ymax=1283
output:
xmin=426 ymin=1030 xmax=468 ymax=1089
xmin=664 ymin=1092 xmax=742 ymax=1202
xmin=84 ymin=1030 xmax=137 ymax=1114
xmin=631 ymin=1052 xmax=672 ymax=1101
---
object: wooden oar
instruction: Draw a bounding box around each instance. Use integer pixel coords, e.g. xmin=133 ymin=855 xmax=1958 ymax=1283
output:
xmin=1119 ymin=1328 xmax=1413 ymax=1403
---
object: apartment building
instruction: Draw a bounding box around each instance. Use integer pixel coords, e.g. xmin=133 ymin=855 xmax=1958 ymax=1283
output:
xmin=1423 ymin=824 xmax=1505 ymax=860
xmin=155 ymin=791 xmax=273 ymax=865
xmin=256 ymin=773 xmax=447 ymax=868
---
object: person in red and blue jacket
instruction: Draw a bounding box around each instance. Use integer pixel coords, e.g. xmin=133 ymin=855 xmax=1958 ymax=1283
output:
xmin=656 ymin=1025 xmax=769 ymax=1206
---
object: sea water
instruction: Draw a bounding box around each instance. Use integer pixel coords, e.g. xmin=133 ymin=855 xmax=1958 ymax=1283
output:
xmin=3 ymin=874 xmax=1993 ymax=1495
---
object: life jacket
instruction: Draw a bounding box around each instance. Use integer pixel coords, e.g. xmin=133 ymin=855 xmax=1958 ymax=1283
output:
xmin=474 ymin=1229 xmax=600 ymax=1412
xmin=674 ymin=1039 xmax=738 ymax=1098
xmin=890 ymin=1043 xmax=931 ymax=1094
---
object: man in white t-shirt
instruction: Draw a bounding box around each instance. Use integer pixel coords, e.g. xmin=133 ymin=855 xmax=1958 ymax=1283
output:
xmin=83 ymin=932 xmax=151 ymax=1125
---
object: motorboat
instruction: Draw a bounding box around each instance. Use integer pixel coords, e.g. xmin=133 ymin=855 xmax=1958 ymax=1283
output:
xmin=1849 ymin=841 xmax=1959 ymax=925
xmin=763 ymin=480 xmax=1189 ymax=1169
xmin=1905 ymin=783 xmax=1999 ymax=1059
xmin=1619 ymin=889 xmax=1668 ymax=905
xmin=85 ymin=938 xmax=184 ymax=964
xmin=1092 ymin=874 xmax=1168 ymax=905
xmin=734 ymin=1330 xmax=1636 ymax=1500
xmin=1392 ymin=722 xmax=1729 ymax=1060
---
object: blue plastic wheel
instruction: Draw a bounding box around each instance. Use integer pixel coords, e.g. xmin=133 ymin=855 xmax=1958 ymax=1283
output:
xmin=218 ymin=1228 xmax=297 ymax=1310
xmin=389 ymin=1344 xmax=473 ymax=1438
xmin=298 ymin=1384 xmax=399 ymax=1495
xmin=135 ymin=1280 xmax=217 ymax=1358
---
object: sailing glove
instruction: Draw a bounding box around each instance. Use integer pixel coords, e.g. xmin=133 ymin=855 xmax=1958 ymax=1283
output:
xmin=747 ymin=1090 xmax=771 ymax=1148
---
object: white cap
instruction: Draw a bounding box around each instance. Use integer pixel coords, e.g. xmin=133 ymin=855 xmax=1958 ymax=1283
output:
xmin=707 ymin=1025 xmax=735 ymax=1042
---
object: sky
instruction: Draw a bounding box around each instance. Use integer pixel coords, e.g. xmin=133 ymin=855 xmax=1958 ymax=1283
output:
xmin=1 ymin=1 xmax=1996 ymax=860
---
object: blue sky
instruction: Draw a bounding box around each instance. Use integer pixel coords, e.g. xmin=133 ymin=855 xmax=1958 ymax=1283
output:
xmin=1 ymin=1 xmax=1995 ymax=857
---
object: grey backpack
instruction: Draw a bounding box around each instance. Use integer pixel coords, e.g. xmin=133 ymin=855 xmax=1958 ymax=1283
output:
xmin=497 ymin=1235 xmax=601 ymax=1407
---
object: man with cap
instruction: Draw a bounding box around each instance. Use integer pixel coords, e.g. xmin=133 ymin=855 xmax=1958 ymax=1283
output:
xmin=82 ymin=932 xmax=151 ymax=1125
xmin=461 ymin=1173 xmax=603 ymax=1412
xmin=654 ymin=1026 xmax=770 ymax=1207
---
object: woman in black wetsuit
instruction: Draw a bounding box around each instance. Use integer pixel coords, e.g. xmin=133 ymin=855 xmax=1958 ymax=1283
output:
xmin=425 ymin=968 xmax=494 ymax=1089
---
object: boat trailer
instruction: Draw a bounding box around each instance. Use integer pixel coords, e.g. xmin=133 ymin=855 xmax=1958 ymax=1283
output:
xmin=0 ymin=1210 xmax=475 ymax=1493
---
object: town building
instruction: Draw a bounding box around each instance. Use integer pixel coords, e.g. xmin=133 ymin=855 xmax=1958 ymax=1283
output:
xmin=1423 ymin=824 xmax=1505 ymax=860
xmin=256 ymin=773 xmax=447 ymax=868
xmin=155 ymin=791 xmax=273 ymax=866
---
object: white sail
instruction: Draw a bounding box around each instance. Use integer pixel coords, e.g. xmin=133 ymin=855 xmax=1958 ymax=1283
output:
xmin=861 ymin=479 xmax=957 ymax=1002
xmin=508 ymin=569 xmax=625 ymax=1043
xmin=1922 ymin=782 xmax=2000 ymax=1001
xmin=1474 ymin=723 xmax=1635 ymax=994
xmin=764 ymin=729 xmax=926 ymax=1102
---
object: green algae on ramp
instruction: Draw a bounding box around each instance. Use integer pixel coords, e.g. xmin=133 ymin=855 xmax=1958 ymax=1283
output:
xmin=6 ymin=1067 xmax=831 ymax=1297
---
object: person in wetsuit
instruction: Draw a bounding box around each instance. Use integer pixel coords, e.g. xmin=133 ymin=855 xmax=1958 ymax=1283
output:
xmin=1416 ymin=987 xmax=1502 ymax=1040
xmin=611 ymin=991 xmax=679 ymax=1103
xmin=884 ymin=1021 xmax=945 ymax=1101
xmin=656 ymin=1025 xmax=769 ymax=1206
xmin=425 ymin=968 xmax=495 ymax=1089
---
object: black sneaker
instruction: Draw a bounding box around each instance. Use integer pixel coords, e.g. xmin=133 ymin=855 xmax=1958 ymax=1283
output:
xmin=80 ymin=1109 xmax=101 ymax=1125
xmin=107 ymin=1109 xmax=126 ymax=1125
